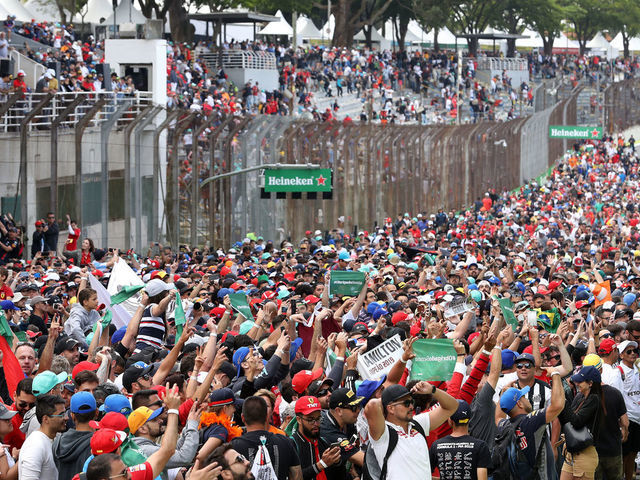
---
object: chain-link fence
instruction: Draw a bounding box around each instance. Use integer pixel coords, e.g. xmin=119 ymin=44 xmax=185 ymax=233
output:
xmin=0 ymin=77 xmax=622 ymax=254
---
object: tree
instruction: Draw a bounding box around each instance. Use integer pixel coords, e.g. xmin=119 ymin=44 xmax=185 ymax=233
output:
xmin=562 ymin=0 xmax=610 ymax=55
xmin=382 ymin=0 xmax=413 ymax=51
xmin=447 ymin=0 xmax=506 ymax=56
xmin=527 ymin=0 xmax=565 ymax=55
xmin=608 ymin=0 xmax=640 ymax=58
xmin=412 ymin=0 xmax=450 ymax=51
xmin=494 ymin=0 xmax=528 ymax=57
xmin=325 ymin=0 xmax=394 ymax=47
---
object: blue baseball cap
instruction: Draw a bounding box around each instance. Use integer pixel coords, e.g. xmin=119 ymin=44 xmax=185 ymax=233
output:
xmin=70 ymin=391 xmax=97 ymax=414
xmin=0 ymin=300 xmax=18 ymax=311
xmin=100 ymin=394 xmax=132 ymax=416
xmin=501 ymin=349 xmax=518 ymax=369
xmin=624 ymin=293 xmax=637 ymax=307
xmin=500 ymin=386 xmax=530 ymax=413
xmin=357 ymin=375 xmax=386 ymax=404
xmin=488 ymin=276 xmax=501 ymax=286
xmin=571 ymin=365 xmax=601 ymax=384
xmin=111 ymin=326 xmax=127 ymax=344
xmin=516 ymin=353 xmax=536 ymax=365
xmin=233 ymin=347 xmax=251 ymax=378
xmin=372 ymin=308 xmax=388 ymax=320
xmin=338 ymin=251 xmax=351 ymax=261
xmin=290 ymin=337 xmax=303 ymax=362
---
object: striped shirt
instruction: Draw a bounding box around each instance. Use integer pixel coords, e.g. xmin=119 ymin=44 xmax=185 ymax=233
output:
xmin=135 ymin=305 xmax=166 ymax=350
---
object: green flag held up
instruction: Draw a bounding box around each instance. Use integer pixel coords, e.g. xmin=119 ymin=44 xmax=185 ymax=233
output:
xmin=329 ymin=271 xmax=366 ymax=296
xmin=409 ymin=339 xmax=457 ymax=382
xmin=174 ymin=291 xmax=186 ymax=340
xmin=110 ymin=285 xmax=145 ymax=305
xmin=496 ymin=297 xmax=518 ymax=331
xmin=228 ymin=293 xmax=254 ymax=321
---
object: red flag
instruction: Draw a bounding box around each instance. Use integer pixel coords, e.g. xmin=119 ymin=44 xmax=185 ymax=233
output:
xmin=0 ymin=311 xmax=25 ymax=401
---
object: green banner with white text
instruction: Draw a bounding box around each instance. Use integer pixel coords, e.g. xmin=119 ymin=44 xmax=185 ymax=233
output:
xmin=264 ymin=168 xmax=332 ymax=192
xmin=409 ymin=339 xmax=457 ymax=382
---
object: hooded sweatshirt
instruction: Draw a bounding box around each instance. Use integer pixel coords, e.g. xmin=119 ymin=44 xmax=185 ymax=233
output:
xmin=53 ymin=429 xmax=92 ymax=480
xmin=64 ymin=303 xmax=100 ymax=347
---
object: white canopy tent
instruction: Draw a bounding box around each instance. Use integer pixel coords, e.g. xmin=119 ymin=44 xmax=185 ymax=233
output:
xmin=407 ymin=20 xmax=431 ymax=44
xmin=435 ymin=26 xmax=467 ymax=48
xmin=79 ymin=0 xmax=113 ymax=24
xmin=24 ymin=0 xmax=64 ymax=23
xmin=587 ymin=31 xmax=619 ymax=58
xmin=611 ymin=32 xmax=640 ymax=53
xmin=320 ymin=14 xmax=334 ymax=42
xmin=354 ymin=27 xmax=385 ymax=42
xmin=296 ymin=15 xmax=321 ymax=44
xmin=554 ymin=32 xmax=580 ymax=53
xmin=258 ymin=9 xmax=293 ymax=36
xmin=1 ymin=0 xmax=37 ymax=22
xmin=478 ymin=26 xmax=508 ymax=46
xmin=0 ymin=2 xmax=10 ymax=20
xmin=382 ymin=19 xmax=422 ymax=45
xmin=102 ymin=0 xmax=146 ymax=26
xmin=516 ymin=27 xmax=544 ymax=49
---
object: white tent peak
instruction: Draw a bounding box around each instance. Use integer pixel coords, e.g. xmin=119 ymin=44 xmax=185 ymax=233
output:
xmin=258 ymin=9 xmax=293 ymax=36
xmin=1 ymin=0 xmax=36 ymax=22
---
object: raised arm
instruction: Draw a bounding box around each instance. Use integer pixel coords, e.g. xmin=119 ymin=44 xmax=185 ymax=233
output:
xmin=364 ymin=398 xmax=386 ymax=441
xmin=146 ymin=386 xmax=180 ymax=477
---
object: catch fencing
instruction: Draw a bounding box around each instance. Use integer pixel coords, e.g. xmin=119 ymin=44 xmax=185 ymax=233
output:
xmin=2 ymin=77 xmax=639 ymax=254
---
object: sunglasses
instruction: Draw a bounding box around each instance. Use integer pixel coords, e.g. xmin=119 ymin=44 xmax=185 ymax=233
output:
xmin=600 ymin=333 xmax=612 ymax=339
xmin=109 ymin=469 xmax=128 ymax=479
xmin=390 ymin=398 xmax=415 ymax=408
xmin=546 ymin=355 xmax=561 ymax=362
xmin=515 ymin=363 xmax=533 ymax=369
xmin=17 ymin=401 xmax=35 ymax=410
xmin=230 ymin=454 xmax=248 ymax=466
xmin=624 ymin=349 xmax=639 ymax=355
xmin=316 ymin=389 xmax=330 ymax=397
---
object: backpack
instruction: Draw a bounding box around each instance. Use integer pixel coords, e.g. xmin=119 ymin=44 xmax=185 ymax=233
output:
xmin=491 ymin=417 xmax=538 ymax=480
xmin=361 ymin=420 xmax=427 ymax=480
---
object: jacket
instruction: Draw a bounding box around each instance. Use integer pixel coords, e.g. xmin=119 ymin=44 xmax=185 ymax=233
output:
xmin=64 ymin=303 xmax=100 ymax=347
xmin=53 ymin=429 xmax=92 ymax=480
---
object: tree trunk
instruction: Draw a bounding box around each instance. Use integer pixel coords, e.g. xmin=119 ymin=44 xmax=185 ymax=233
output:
xmin=364 ymin=24 xmax=372 ymax=49
xmin=167 ymin=0 xmax=194 ymax=43
xmin=507 ymin=38 xmax=516 ymax=57
xmin=396 ymin=16 xmax=408 ymax=53
xmin=434 ymin=28 xmax=439 ymax=52
xmin=468 ymin=37 xmax=479 ymax=57
xmin=332 ymin=0 xmax=356 ymax=48
xmin=578 ymin=39 xmax=586 ymax=56
xmin=623 ymin=33 xmax=630 ymax=59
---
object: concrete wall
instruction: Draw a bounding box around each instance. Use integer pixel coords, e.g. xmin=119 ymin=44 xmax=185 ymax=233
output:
xmin=227 ymin=68 xmax=279 ymax=92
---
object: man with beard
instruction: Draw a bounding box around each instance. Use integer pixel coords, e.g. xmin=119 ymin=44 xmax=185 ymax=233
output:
xmin=292 ymin=396 xmax=342 ymax=479
xmin=3 ymin=378 xmax=35 ymax=450
xmin=130 ymin=403 xmax=200 ymax=480
xmin=204 ymin=443 xmax=253 ymax=480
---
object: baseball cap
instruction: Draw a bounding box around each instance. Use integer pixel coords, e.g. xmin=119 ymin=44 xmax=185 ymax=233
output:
xmin=99 ymin=394 xmax=132 ymax=416
xmin=32 ymin=370 xmax=68 ymax=397
xmin=356 ymin=376 xmax=386 ymax=403
xmin=127 ymin=406 xmax=164 ymax=434
xmin=597 ymin=338 xmax=617 ymax=355
xmin=450 ymin=400 xmax=471 ymax=424
xmin=583 ymin=354 xmax=603 ymax=370
xmin=499 ymin=386 xmax=530 ymax=413
xmin=329 ymin=387 xmax=364 ymax=409
xmin=232 ymin=347 xmax=251 ymax=378
xmin=381 ymin=384 xmax=411 ymax=408
xmin=308 ymin=377 xmax=334 ymax=396
xmin=295 ymin=396 xmax=321 ymax=415
xmin=218 ymin=361 xmax=237 ymax=382
xmin=70 ymin=391 xmax=97 ymax=414
xmin=515 ymin=353 xmax=535 ymax=365
xmin=501 ymin=349 xmax=518 ymax=369
xmin=72 ymin=360 xmax=99 ymax=380
xmin=292 ymin=369 xmax=323 ymax=394
xmin=571 ymin=366 xmax=601 ymax=384
xmin=91 ymin=428 xmax=126 ymax=454
xmin=0 ymin=404 xmax=17 ymax=420
xmin=54 ymin=337 xmax=80 ymax=354
xmin=618 ymin=340 xmax=638 ymax=353
xmin=0 ymin=300 xmax=18 ymax=311
xmin=208 ymin=388 xmax=241 ymax=407
xmin=144 ymin=278 xmax=172 ymax=297
xmin=122 ymin=364 xmax=153 ymax=392
xmin=89 ymin=411 xmax=129 ymax=431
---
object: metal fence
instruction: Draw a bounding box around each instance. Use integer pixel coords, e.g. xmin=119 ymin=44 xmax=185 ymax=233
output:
xmin=3 ymin=77 xmax=640 ymax=253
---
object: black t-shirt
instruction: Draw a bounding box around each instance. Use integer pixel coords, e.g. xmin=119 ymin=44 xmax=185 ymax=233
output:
xmin=430 ymin=434 xmax=491 ymax=480
xmin=28 ymin=313 xmax=48 ymax=335
xmin=596 ymin=384 xmax=627 ymax=457
xmin=319 ymin=410 xmax=360 ymax=463
xmin=231 ymin=429 xmax=300 ymax=480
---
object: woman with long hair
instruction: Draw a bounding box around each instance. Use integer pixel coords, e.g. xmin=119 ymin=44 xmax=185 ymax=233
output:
xmin=63 ymin=237 xmax=95 ymax=266
xmin=559 ymin=365 xmax=604 ymax=480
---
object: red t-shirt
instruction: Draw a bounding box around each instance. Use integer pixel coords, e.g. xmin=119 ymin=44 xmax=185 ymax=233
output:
xmin=0 ymin=284 xmax=13 ymax=300
xmin=66 ymin=227 xmax=81 ymax=251
xmin=128 ymin=461 xmax=154 ymax=480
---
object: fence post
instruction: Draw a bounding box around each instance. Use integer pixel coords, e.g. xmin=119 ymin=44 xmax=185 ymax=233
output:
xmin=190 ymin=114 xmax=218 ymax=248
xmin=208 ymin=115 xmax=233 ymax=249
xmin=170 ymin=112 xmax=197 ymax=249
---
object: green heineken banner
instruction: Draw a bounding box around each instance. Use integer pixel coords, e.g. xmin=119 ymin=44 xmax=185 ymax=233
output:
xmin=228 ymin=293 xmax=255 ymax=321
xmin=495 ymin=297 xmax=518 ymax=331
xmin=549 ymin=125 xmax=602 ymax=139
xmin=329 ymin=271 xmax=366 ymax=296
xmin=409 ymin=339 xmax=457 ymax=382
xmin=264 ymin=168 xmax=332 ymax=193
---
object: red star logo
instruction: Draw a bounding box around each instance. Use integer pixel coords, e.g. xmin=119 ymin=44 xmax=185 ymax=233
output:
xmin=591 ymin=129 xmax=599 ymax=138
xmin=316 ymin=175 xmax=326 ymax=186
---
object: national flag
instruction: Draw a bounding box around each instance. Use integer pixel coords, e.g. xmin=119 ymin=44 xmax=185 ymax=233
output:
xmin=495 ymin=297 xmax=518 ymax=331
xmin=535 ymin=307 xmax=562 ymax=333
xmin=592 ymin=281 xmax=612 ymax=308
xmin=110 ymin=285 xmax=145 ymax=305
xmin=0 ymin=308 xmax=25 ymax=400
xmin=174 ymin=291 xmax=186 ymax=340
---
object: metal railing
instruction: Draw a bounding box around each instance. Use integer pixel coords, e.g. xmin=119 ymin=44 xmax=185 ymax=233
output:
xmin=9 ymin=50 xmax=46 ymax=90
xmin=0 ymin=91 xmax=154 ymax=132
xmin=476 ymin=57 xmax=528 ymax=72
xmin=199 ymin=50 xmax=277 ymax=70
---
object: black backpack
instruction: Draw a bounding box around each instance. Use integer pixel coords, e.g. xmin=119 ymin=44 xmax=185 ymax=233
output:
xmin=492 ymin=416 xmax=538 ymax=480
xmin=362 ymin=420 xmax=427 ymax=480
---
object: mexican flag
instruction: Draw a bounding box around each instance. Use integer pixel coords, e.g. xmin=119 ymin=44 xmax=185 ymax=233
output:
xmin=0 ymin=308 xmax=25 ymax=400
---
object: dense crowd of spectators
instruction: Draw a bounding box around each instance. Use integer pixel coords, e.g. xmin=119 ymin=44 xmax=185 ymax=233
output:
xmin=0 ymin=131 xmax=639 ymax=480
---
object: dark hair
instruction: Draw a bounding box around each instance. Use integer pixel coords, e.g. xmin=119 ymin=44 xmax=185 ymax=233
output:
xmin=78 ymin=288 xmax=97 ymax=307
xmin=132 ymin=389 xmax=159 ymax=410
xmin=73 ymin=409 xmax=96 ymax=424
xmin=242 ymin=396 xmax=268 ymax=426
xmin=179 ymin=353 xmax=196 ymax=377
xmin=16 ymin=377 xmax=33 ymax=397
xmin=36 ymin=394 xmax=65 ymax=423
xmin=83 ymin=238 xmax=95 ymax=253
xmin=75 ymin=370 xmax=99 ymax=388
xmin=626 ymin=320 xmax=640 ymax=332
xmin=165 ymin=373 xmax=185 ymax=391
xmin=94 ymin=383 xmax=120 ymax=404
xmin=205 ymin=443 xmax=234 ymax=470
xmin=86 ymin=453 xmax=120 ymax=480
xmin=280 ymin=383 xmax=297 ymax=403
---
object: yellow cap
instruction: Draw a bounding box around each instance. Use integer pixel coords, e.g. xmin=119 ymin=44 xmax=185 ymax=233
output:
xmin=583 ymin=354 xmax=602 ymax=370
xmin=128 ymin=406 xmax=163 ymax=434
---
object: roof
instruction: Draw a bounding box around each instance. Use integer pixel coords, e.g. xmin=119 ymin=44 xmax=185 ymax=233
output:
xmin=457 ymin=33 xmax=528 ymax=40
xmin=188 ymin=12 xmax=278 ymax=23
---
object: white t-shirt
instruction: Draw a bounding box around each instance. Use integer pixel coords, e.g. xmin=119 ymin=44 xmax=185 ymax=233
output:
xmin=18 ymin=430 xmax=58 ymax=480
xmin=619 ymin=363 xmax=640 ymax=424
xmin=601 ymin=363 xmax=624 ymax=392
xmin=370 ymin=411 xmax=431 ymax=480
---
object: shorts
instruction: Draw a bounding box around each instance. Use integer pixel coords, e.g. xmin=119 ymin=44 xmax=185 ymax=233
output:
xmin=622 ymin=421 xmax=640 ymax=455
xmin=562 ymin=445 xmax=599 ymax=479
xmin=594 ymin=454 xmax=623 ymax=480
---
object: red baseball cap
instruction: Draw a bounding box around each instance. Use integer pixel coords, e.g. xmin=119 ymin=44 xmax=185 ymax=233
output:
xmin=90 ymin=428 xmax=126 ymax=455
xmin=292 ymin=369 xmax=323 ymax=394
xmin=391 ymin=311 xmax=408 ymax=326
xmin=304 ymin=295 xmax=320 ymax=304
xmin=598 ymin=338 xmax=617 ymax=355
xmin=89 ymin=412 xmax=128 ymax=431
xmin=72 ymin=360 xmax=100 ymax=380
xmin=295 ymin=396 xmax=321 ymax=415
